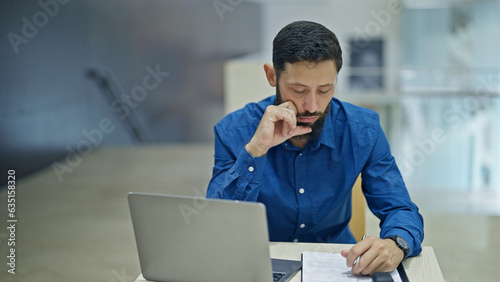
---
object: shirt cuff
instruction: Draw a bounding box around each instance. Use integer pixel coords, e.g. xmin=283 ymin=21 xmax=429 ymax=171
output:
xmin=232 ymin=147 xmax=266 ymax=197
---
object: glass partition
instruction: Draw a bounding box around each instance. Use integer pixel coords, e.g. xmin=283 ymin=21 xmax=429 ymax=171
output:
xmin=393 ymin=2 xmax=500 ymax=196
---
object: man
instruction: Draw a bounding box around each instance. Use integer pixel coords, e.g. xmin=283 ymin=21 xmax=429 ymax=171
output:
xmin=206 ymin=21 xmax=424 ymax=275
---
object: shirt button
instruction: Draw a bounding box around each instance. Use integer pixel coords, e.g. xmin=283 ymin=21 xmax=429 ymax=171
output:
xmin=300 ymin=223 xmax=306 ymax=229
xmin=293 ymin=238 xmax=299 ymax=242
xmin=299 ymin=188 xmax=305 ymax=194
xmin=248 ymin=166 xmax=254 ymax=172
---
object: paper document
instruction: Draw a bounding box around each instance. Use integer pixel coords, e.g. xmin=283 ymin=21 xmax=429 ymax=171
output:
xmin=301 ymin=251 xmax=402 ymax=282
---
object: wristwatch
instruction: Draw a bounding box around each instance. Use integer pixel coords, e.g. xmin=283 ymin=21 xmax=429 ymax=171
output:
xmin=385 ymin=235 xmax=410 ymax=258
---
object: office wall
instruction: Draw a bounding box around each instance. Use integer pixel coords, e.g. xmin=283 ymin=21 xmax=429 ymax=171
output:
xmin=0 ymin=0 xmax=261 ymax=185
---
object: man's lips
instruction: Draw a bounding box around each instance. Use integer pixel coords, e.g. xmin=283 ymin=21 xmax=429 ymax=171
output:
xmin=297 ymin=116 xmax=319 ymax=123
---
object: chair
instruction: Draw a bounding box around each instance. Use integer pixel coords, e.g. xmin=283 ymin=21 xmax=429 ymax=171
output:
xmin=349 ymin=175 xmax=366 ymax=242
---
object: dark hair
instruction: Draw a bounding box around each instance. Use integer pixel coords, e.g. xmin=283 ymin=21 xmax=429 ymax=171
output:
xmin=272 ymin=21 xmax=342 ymax=78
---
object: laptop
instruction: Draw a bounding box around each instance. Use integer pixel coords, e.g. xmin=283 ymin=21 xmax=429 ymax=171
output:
xmin=128 ymin=192 xmax=302 ymax=282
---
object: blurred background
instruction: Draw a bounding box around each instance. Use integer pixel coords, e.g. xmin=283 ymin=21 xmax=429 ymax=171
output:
xmin=1 ymin=0 xmax=499 ymax=281
xmin=0 ymin=0 xmax=261 ymax=180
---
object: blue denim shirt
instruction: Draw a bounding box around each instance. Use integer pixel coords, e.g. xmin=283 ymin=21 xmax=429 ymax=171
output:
xmin=207 ymin=96 xmax=424 ymax=257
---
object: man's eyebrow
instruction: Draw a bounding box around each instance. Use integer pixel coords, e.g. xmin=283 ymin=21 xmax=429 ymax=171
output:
xmin=318 ymin=83 xmax=334 ymax=87
xmin=287 ymin=83 xmax=334 ymax=87
xmin=287 ymin=83 xmax=308 ymax=87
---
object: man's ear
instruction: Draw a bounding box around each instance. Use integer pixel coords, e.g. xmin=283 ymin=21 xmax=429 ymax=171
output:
xmin=263 ymin=63 xmax=277 ymax=87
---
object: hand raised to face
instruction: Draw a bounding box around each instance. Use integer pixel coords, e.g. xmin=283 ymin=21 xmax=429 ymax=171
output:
xmin=245 ymin=101 xmax=312 ymax=157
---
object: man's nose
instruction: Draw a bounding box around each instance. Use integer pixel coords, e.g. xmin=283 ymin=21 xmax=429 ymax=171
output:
xmin=303 ymin=93 xmax=319 ymax=113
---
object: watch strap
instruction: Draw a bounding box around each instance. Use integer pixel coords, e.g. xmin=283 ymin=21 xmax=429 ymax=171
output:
xmin=385 ymin=235 xmax=410 ymax=258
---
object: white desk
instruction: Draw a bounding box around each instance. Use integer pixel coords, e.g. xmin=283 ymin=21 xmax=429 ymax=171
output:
xmin=135 ymin=242 xmax=444 ymax=282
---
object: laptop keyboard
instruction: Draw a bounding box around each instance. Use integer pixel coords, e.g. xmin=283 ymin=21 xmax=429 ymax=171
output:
xmin=273 ymin=271 xmax=287 ymax=281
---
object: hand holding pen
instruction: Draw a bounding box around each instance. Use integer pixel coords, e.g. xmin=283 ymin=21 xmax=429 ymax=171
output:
xmin=340 ymin=235 xmax=404 ymax=276
xmin=353 ymin=235 xmax=366 ymax=266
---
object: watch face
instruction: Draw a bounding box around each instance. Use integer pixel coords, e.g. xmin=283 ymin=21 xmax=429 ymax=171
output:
xmin=397 ymin=236 xmax=409 ymax=249
xmin=387 ymin=235 xmax=409 ymax=257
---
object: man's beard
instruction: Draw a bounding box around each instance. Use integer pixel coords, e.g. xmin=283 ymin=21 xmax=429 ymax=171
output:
xmin=275 ymin=84 xmax=330 ymax=141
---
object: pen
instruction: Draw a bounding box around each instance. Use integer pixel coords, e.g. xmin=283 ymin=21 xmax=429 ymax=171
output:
xmin=353 ymin=235 xmax=366 ymax=266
